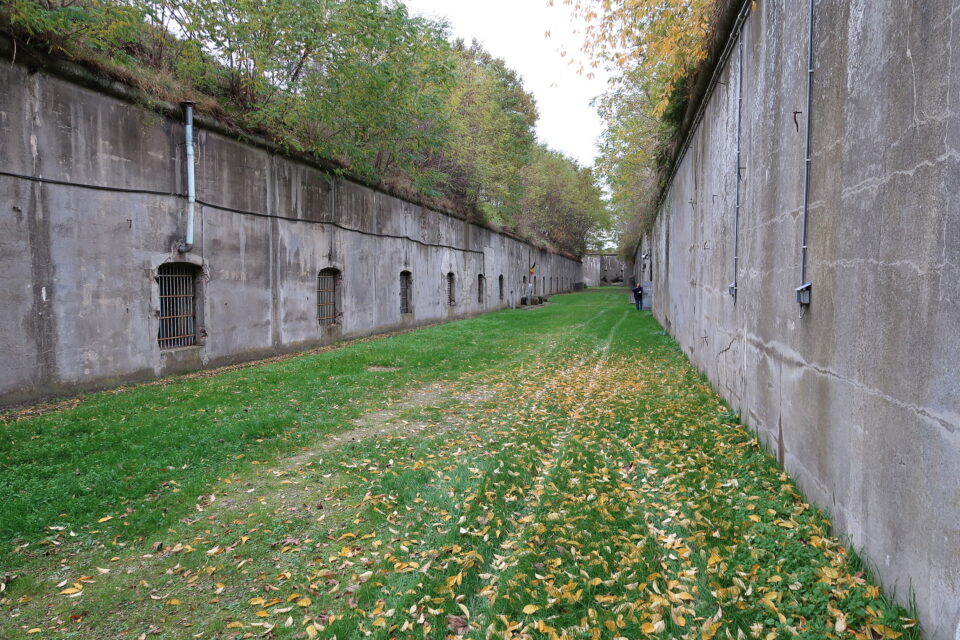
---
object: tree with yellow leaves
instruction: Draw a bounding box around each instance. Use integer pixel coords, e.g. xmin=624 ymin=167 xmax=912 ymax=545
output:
xmin=555 ymin=0 xmax=723 ymax=255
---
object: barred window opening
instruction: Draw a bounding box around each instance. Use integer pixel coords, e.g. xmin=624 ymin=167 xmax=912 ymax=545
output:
xmin=477 ymin=274 xmax=485 ymax=304
xmin=446 ymin=272 xmax=456 ymax=306
xmin=400 ymin=270 xmax=412 ymax=314
xmin=498 ymin=274 xmax=504 ymax=300
xmin=158 ymin=263 xmax=198 ymax=349
xmin=318 ymin=268 xmax=342 ymax=326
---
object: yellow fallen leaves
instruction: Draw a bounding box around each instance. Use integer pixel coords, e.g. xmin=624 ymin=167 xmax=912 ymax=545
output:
xmin=20 ymin=301 xmax=915 ymax=640
xmin=642 ymin=619 xmax=666 ymax=633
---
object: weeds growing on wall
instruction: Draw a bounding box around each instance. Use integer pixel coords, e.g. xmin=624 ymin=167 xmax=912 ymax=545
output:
xmin=0 ymin=0 xmax=611 ymax=255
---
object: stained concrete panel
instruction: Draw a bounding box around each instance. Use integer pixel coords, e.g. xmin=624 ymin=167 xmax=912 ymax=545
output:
xmin=640 ymin=1 xmax=960 ymax=636
xmin=0 ymin=59 xmax=582 ymax=406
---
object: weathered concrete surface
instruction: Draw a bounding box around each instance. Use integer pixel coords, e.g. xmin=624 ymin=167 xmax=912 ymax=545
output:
xmin=0 ymin=61 xmax=580 ymax=406
xmin=582 ymin=253 xmax=625 ymax=286
xmin=636 ymin=2 xmax=960 ymax=637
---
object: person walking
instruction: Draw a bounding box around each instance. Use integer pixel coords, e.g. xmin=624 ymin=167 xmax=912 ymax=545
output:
xmin=631 ymin=282 xmax=643 ymax=310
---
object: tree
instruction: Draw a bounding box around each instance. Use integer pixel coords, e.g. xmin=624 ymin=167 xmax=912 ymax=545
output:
xmin=434 ymin=41 xmax=538 ymax=222
xmin=555 ymin=0 xmax=722 ymax=256
xmin=558 ymin=0 xmax=717 ymax=117
xmin=518 ymin=145 xmax=610 ymax=255
xmin=2 ymin=0 xmax=610 ymax=253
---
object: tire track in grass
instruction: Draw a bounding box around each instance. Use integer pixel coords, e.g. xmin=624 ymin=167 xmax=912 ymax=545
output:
xmin=317 ymin=302 xmax=918 ymax=640
xmin=484 ymin=351 xmax=701 ymax=640
xmin=465 ymin=309 xmax=631 ymax=637
xmin=315 ymin=308 xmax=623 ymax=638
xmin=464 ymin=342 xmax=920 ymax=640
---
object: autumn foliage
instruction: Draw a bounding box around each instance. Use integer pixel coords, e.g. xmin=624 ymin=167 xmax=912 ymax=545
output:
xmin=0 ymin=0 xmax=610 ymax=255
xmin=559 ymin=0 xmax=725 ymax=256
xmin=0 ymin=292 xmax=920 ymax=638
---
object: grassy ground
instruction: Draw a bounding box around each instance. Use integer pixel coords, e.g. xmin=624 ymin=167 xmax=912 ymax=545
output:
xmin=0 ymin=290 xmax=918 ymax=639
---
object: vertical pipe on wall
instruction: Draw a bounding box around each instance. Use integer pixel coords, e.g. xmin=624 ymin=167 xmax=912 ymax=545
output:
xmin=729 ymin=34 xmax=744 ymax=300
xmin=797 ymin=0 xmax=815 ymax=305
xmin=179 ymin=102 xmax=196 ymax=253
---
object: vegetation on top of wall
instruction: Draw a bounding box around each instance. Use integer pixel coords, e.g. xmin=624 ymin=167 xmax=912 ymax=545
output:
xmin=561 ymin=0 xmax=732 ymax=259
xmin=0 ymin=0 xmax=611 ymax=256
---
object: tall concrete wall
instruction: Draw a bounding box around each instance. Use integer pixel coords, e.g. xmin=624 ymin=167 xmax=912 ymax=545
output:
xmin=0 ymin=60 xmax=581 ymax=406
xmin=637 ymin=2 xmax=960 ymax=637
xmin=582 ymin=253 xmax=625 ymax=286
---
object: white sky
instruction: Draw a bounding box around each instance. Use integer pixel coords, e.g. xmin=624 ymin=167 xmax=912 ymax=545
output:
xmin=401 ymin=0 xmax=610 ymax=168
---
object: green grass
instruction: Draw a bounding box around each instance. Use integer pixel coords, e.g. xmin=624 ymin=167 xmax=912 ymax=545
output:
xmin=0 ymin=293 xmax=611 ymax=567
xmin=0 ymin=290 xmax=919 ymax=639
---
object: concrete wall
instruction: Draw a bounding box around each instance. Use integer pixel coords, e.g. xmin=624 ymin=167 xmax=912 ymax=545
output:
xmin=637 ymin=2 xmax=960 ymax=637
xmin=0 ymin=61 xmax=581 ymax=406
xmin=582 ymin=253 xmax=625 ymax=286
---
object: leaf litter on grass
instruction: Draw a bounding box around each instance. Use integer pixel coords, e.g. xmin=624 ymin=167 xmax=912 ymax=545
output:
xmin=1 ymin=293 xmax=918 ymax=639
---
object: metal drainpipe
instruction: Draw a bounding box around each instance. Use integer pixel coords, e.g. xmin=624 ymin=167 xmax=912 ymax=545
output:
xmin=796 ymin=0 xmax=815 ymax=305
xmin=729 ymin=34 xmax=744 ymax=300
xmin=179 ymin=101 xmax=196 ymax=253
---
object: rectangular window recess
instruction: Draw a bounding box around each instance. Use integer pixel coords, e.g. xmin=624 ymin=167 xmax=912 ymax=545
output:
xmin=795 ymin=282 xmax=812 ymax=305
xmin=318 ymin=269 xmax=341 ymax=326
xmin=400 ymin=271 xmax=412 ymax=314
xmin=446 ymin=273 xmax=456 ymax=306
xmin=158 ymin=263 xmax=198 ymax=349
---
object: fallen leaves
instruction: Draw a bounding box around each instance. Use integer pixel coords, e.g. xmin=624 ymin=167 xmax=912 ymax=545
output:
xmin=5 ymin=299 xmax=921 ymax=639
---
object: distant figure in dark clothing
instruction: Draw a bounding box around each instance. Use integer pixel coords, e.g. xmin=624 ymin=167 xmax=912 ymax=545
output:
xmin=631 ymin=283 xmax=643 ymax=310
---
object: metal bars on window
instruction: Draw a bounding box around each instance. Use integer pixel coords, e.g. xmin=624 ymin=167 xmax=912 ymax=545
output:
xmin=157 ymin=263 xmax=198 ymax=349
xmin=446 ymin=272 xmax=455 ymax=306
xmin=318 ymin=268 xmax=341 ymax=326
xmin=498 ymin=275 xmax=504 ymax=300
xmin=400 ymin=271 xmax=412 ymax=314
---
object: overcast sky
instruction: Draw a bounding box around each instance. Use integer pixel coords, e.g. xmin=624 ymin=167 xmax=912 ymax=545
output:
xmin=401 ymin=0 xmax=610 ymax=168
